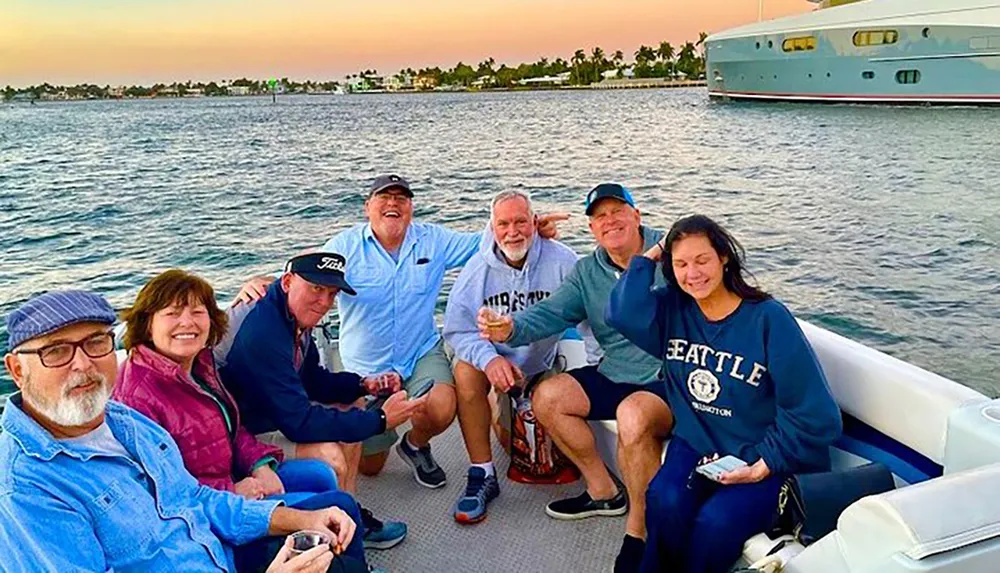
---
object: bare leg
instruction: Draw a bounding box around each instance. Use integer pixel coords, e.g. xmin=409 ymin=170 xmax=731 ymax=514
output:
xmin=454 ymin=361 xmax=493 ymax=464
xmin=532 ymin=373 xmax=616 ymax=499
xmin=407 ymin=383 xmax=457 ymax=448
xmin=294 ymin=441 xmax=361 ymax=494
xmin=359 ymin=451 xmax=390 ymax=477
xmin=616 ymin=391 xmax=673 ymax=538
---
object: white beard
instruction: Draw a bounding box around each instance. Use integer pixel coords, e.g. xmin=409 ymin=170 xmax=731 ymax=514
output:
xmin=499 ymin=236 xmax=532 ymax=264
xmin=23 ymin=371 xmax=111 ymax=427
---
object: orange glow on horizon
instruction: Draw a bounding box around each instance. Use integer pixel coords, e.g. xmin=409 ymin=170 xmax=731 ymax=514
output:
xmin=2 ymin=0 xmax=811 ymax=86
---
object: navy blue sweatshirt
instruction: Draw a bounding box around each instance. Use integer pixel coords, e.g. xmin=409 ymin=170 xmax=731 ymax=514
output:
xmin=606 ymin=256 xmax=842 ymax=475
xmin=217 ymin=281 xmax=384 ymax=444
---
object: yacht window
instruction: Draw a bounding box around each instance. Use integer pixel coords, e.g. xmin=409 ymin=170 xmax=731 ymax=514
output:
xmin=895 ymin=70 xmax=921 ymax=84
xmin=853 ymin=30 xmax=899 ymax=47
xmin=862 ymin=71 xmax=875 ymax=79
xmin=782 ymin=36 xmax=817 ymax=52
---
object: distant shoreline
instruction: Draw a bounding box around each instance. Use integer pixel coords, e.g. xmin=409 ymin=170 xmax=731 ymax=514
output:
xmin=3 ymin=80 xmax=707 ymax=104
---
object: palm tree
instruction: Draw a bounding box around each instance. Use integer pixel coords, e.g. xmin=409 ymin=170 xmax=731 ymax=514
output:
xmin=676 ymin=42 xmax=698 ymax=78
xmin=696 ymin=31 xmax=709 ymax=59
xmin=572 ymin=49 xmax=587 ymax=84
xmin=591 ymin=46 xmax=607 ymax=82
xmin=657 ymin=41 xmax=675 ymax=78
xmin=612 ymin=50 xmax=625 ymax=78
xmin=634 ymin=45 xmax=656 ymax=66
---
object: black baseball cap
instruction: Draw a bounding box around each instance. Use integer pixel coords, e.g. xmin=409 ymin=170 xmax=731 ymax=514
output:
xmin=369 ymin=174 xmax=413 ymax=198
xmin=584 ymin=183 xmax=636 ymax=215
xmin=285 ymin=252 xmax=356 ymax=295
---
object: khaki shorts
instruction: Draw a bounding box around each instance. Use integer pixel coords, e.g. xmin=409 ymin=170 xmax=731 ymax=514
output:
xmin=256 ymin=430 xmax=298 ymax=458
xmin=362 ymin=339 xmax=455 ymax=456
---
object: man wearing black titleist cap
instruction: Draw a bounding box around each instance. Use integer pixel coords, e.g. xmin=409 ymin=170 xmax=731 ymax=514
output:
xmin=218 ymin=251 xmax=420 ymax=552
xmin=234 ymin=174 xmax=568 ymax=490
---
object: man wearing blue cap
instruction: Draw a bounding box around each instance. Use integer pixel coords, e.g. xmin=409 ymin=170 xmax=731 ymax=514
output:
xmin=0 ymin=290 xmax=361 ymax=572
xmin=480 ymin=183 xmax=674 ymax=573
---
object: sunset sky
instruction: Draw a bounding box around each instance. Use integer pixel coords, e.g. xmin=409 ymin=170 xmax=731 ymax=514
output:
xmin=2 ymin=0 xmax=810 ymax=87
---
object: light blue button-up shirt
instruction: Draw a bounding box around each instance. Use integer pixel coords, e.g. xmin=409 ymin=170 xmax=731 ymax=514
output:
xmin=0 ymin=395 xmax=279 ymax=572
xmin=323 ymin=222 xmax=480 ymax=378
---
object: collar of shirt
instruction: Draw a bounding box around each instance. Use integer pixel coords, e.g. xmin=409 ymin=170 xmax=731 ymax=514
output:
xmin=0 ymin=394 xmax=141 ymax=463
xmin=362 ymin=223 xmax=426 ymax=268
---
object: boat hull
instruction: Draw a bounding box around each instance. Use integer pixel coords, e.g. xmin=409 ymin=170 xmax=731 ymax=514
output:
xmin=707 ymin=19 xmax=1000 ymax=104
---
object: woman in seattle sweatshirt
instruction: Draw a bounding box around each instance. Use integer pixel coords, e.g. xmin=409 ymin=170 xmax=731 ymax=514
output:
xmin=605 ymin=214 xmax=842 ymax=573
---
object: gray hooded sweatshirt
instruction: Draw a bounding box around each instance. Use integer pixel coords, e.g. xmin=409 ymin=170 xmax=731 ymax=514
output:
xmin=443 ymin=229 xmax=580 ymax=377
xmin=507 ymin=225 xmax=665 ymax=384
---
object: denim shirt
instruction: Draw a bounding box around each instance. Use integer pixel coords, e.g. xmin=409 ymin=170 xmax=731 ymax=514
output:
xmin=323 ymin=222 xmax=480 ymax=378
xmin=0 ymin=395 xmax=279 ymax=572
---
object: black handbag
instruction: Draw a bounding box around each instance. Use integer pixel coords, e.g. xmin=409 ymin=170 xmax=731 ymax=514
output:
xmin=770 ymin=462 xmax=895 ymax=546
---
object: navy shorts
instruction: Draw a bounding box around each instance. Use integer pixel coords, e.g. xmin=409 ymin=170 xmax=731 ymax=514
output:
xmin=566 ymin=365 xmax=668 ymax=421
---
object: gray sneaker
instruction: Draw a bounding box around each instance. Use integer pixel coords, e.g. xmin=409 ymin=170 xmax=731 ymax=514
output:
xmin=396 ymin=432 xmax=447 ymax=488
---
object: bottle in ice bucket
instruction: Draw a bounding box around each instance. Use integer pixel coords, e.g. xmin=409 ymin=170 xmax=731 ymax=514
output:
xmin=506 ymin=384 xmax=579 ymax=484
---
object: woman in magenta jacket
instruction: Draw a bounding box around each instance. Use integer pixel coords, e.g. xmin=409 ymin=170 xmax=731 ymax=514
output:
xmin=114 ymin=269 xmax=369 ymax=569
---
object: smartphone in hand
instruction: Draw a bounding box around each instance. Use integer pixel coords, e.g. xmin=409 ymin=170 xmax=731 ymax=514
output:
xmin=695 ymin=455 xmax=748 ymax=482
xmin=408 ymin=381 xmax=434 ymax=400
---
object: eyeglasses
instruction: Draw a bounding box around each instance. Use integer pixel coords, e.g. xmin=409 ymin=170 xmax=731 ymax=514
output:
xmin=14 ymin=331 xmax=116 ymax=368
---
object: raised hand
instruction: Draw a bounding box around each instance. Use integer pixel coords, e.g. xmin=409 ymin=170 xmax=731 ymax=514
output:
xmin=231 ymin=275 xmax=276 ymax=306
xmin=537 ymin=212 xmax=570 ymax=239
xmin=381 ymin=390 xmax=428 ymax=430
xmin=362 ymin=372 xmax=402 ymax=396
xmin=477 ymin=307 xmax=513 ymax=342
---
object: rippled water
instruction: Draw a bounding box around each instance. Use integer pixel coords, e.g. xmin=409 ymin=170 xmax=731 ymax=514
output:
xmin=1 ymin=90 xmax=998 ymax=397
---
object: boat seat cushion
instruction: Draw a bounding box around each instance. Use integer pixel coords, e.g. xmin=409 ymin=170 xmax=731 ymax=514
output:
xmin=837 ymin=462 xmax=1000 ymax=567
xmin=799 ymin=321 xmax=985 ymax=466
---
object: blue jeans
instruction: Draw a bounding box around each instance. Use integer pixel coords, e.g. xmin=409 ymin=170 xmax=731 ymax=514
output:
xmin=641 ymin=438 xmax=784 ymax=573
xmin=233 ymin=459 xmax=366 ymax=572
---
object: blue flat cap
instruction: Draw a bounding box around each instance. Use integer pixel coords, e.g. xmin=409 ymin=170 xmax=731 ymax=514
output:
xmin=6 ymin=290 xmax=116 ymax=351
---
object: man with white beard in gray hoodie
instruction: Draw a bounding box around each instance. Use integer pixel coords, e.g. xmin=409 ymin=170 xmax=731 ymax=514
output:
xmin=442 ymin=189 xmax=581 ymax=524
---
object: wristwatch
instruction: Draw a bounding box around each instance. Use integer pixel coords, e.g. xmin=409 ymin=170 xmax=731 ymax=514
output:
xmin=374 ymin=408 xmax=388 ymax=433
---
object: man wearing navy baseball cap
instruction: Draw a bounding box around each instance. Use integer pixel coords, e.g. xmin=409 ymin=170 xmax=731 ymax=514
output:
xmin=218 ymin=250 xmax=421 ymax=551
xmin=0 ymin=291 xmax=362 ymax=572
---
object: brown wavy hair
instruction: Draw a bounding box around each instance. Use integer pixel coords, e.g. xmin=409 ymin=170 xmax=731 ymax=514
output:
xmin=120 ymin=269 xmax=229 ymax=351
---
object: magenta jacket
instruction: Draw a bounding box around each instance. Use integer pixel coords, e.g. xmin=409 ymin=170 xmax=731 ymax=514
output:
xmin=114 ymin=344 xmax=283 ymax=492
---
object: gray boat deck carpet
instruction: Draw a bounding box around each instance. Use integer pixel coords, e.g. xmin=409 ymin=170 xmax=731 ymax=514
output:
xmin=357 ymin=422 xmax=623 ymax=573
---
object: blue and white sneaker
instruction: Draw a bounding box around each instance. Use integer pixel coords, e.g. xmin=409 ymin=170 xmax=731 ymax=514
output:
xmin=360 ymin=507 xmax=407 ymax=550
xmin=453 ymin=467 xmax=500 ymax=524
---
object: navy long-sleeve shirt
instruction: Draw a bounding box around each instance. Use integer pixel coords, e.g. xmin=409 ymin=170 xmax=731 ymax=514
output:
xmin=217 ymin=281 xmax=384 ymax=444
xmin=606 ymin=256 xmax=842 ymax=475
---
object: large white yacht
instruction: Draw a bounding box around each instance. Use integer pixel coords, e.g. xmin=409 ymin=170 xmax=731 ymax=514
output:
xmin=706 ymin=0 xmax=1000 ymax=103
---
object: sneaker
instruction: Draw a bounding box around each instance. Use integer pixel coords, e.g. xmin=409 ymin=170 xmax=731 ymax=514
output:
xmin=613 ymin=534 xmax=646 ymax=573
xmin=396 ymin=433 xmax=447 ymax=488
xmin=453 ymin=467 xmax=500 ymax=524
xmin=360 ymin=506 xmax=407 ymax=550
xmin=545 ymin=486 xmax=627 ymax=520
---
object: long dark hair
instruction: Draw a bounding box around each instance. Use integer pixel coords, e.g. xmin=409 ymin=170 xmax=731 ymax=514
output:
xmin=661 ymin=215 xmax=770 ymax=302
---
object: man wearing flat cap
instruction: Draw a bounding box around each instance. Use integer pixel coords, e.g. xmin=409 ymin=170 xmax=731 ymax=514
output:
xmin=0 ymin=291 xmax=360 ymax=572
xmin=218 ymin=251 xmax=421 ymax=551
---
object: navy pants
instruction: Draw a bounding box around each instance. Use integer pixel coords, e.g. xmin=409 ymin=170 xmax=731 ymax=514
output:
xmin=641 ymin=438 xmax=784 ymax=573
xmin=233 ymin=459 xmax=366 ymax=572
